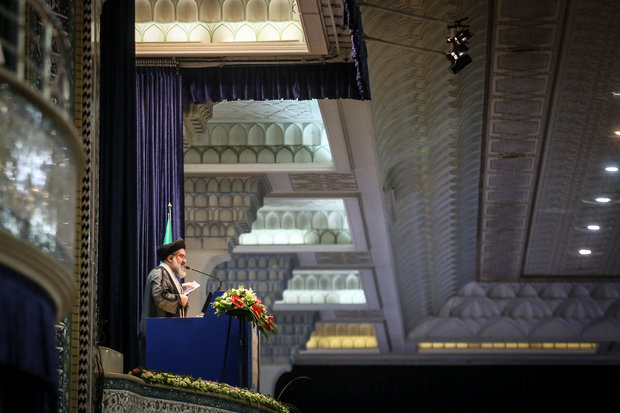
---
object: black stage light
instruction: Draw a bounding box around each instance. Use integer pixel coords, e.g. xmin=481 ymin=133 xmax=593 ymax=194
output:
xmin=448 ymin=53 xmax=472 ymax=74
xmin=455 ymin=29 xmax=472 ymax=43
xmin=446 ymin=19 xmax=473 ymax=74
xmin=446 ymin=50 xmax=463 ymax=65
xmin=446 ymin=37 xmax=469 ymax=53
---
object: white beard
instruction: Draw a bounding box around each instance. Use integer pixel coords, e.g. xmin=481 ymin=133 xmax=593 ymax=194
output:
xmin=172 ymin=260 xmax=187 ymax=279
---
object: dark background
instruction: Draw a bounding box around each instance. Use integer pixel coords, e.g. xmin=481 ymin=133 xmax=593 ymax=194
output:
xmin=275 ymin=364 xmax=620 ymax=413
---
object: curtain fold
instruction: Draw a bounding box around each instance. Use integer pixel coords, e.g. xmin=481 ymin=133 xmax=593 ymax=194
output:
xmin=344 ymin=0 xmax=371 ymax=99
xmin=181 ymin=62 xmax=370 ymax=103
xmin=98 ymin=0 xmax=139 ymax=371
xmin=135 ymin=66 xmax=185 ymax=305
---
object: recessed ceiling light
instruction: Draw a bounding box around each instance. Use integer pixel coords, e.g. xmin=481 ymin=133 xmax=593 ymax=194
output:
xmin=615 ymin=130 xmax=620 ymax=136
xmin=595 ymin=197 xmax=611 ymax=203
xmin=578 ymin=249 xmax=592 ymax=255
xmin=587 ymin=225 xmax=601 ymax=231
xmin=614 ymin=92 xmax=620 ymax=96
xmin=605 ymin=166 xmax=619 ymax=172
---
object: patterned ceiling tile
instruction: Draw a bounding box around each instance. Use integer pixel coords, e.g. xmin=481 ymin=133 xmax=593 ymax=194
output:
xmin=289 ymin=173 xmax=358 ymax=192
xmin=315 ymin=252 xmax=372 ymax=266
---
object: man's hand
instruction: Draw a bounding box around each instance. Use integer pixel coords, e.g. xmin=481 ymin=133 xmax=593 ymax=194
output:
xmin=180 ymin=294 xmax=189 ymax=307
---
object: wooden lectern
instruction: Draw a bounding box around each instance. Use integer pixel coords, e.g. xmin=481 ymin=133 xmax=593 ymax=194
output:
xmin=145 ymin=293 xmax=257 ymax=389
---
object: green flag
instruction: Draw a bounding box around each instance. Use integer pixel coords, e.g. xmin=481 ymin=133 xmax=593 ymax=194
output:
xmin=163 ymin=202 xmax=173 ymax=245
xmin=161 ymin=203 xmax=172 ymax=264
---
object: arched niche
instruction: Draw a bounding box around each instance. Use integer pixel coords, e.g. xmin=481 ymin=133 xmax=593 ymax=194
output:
xmin=319 ymin=275 xmax=330 ymax=290
xmin=276 ymin=148 xmax=294 ymax=163
xmin=312 ymin=212 xmax=328 ymax=229
xmin=296 ymin=212 xmax=311 ymax=229
xmin=167 ymin=24 xmax=188 ymax=42
xmin=314 ymin=147 xmax=332 ymax=163
xmin=306 ymin=275 xmax=317 ymax=290
xmin=257 ymin=24 xmax=280 ymax=41
xmin=236 ymin=23 xmax=257 ymax=42
xmin=135 ymin=0 xmax=152 ymax=22
xmin=303 ymin=231 xmax=319 ymax=244
xmin=281 ymin=22 xmax=302 ymax=40
xmin=221 ymin=148 xmax=237 ymax=163
xmin=269 ymin=0 xmax=290 ymax=20
xmin=265 ymin=211 xmax=280 ymax=229
xmin=229 ymin=124 xmax=247 ymax=145
xmin=200 ymin=0 xmax=221 ymax=21
xmin=248 ymin=125 xmax=265 ymax=145
xmin=284 ymin=124 xmax=302 ymax=145
xmin=346 ymin=273 xmax=359 ymax=289
xmin=327 ymin=211 xmax=343 ymax=229
xmin=303 ymin=124 xmax=321 ymax=145
xmin=294 ymin=147 xmax=312 ymax=163
xmin=212 ymin=25 xmax=234 ymax=42
xmin=189 ymin=23 xmax=210 ymax=42
xmin=154 ymin=0 xmax=175 ymax=22
xmin=337 ymin=231 xmax=352 ymax=245
xmin=265 ymin=124 xmax=284 ymax=145
xmin=222 ymin=0 xmax=244 ymax=21
xmin=258 ymin=148 xmax=275 ymax=163
xmin=239 ymin=148 xmax=257 ymax=163
xmin=247 ymin=0 xmax=267 ymax=21
xmin=177 ymin=0 xmax=198 ymax=21
xmin=333 ymin=274 xmax=345 ymax=290
xmin=184 ymin=148 xmax=201 ymax=164
xmin=210 ymin=125 xmax=228 ymax=145
xmin=202 ymin=148 xmax=219 ymax=164
xmin=274 ymin=232 xmax=288 ymax=244
xmin=281 ymin=212 xmax=295 ymax=229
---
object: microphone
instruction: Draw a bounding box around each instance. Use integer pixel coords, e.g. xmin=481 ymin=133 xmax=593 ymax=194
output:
xmin=185 ymin=266 xmax=223 ymax=291
xmin=186 ymin=266 xmax=223 ymax=314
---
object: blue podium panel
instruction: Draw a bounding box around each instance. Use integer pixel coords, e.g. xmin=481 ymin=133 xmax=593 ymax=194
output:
xmin=145 ymin=309 xmax=253 ymax=388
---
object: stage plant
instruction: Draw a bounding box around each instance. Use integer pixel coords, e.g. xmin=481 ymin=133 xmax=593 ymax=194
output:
xmin=129 ymin=368 xmax=290 ymax=413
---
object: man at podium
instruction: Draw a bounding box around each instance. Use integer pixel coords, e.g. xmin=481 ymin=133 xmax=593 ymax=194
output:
xmin=139 ymin=238 xmax=189 ymax=362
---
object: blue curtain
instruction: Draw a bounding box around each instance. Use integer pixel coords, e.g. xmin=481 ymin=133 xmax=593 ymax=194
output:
xmin=181 ymin=0 xmax=370 ymax=103
xmin=135 ymin=65 xmax=185 ymax=306
xmin=98 ymin=0 xmax=139 ymax=371
xmin=181 ymin=62 xmax=370 ymax=103
xmin=0 ymin=266 xmax=57 ymax=413
xmin=344 ymin=0 xmax=370 ymax=98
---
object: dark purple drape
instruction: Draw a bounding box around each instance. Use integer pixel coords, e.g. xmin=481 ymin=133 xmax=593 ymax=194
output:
xmin=181 ymin=62 xmax=369 ymax=103
xmin=135 ymin=65 xmax=185 ymax=303
xmin=344 ymin=0 xmax=371 ymax=98
xmin=0 ymin=266 xmax=57 ymax=413
xmin=181 ymin=1 xmax=369 ymax=103
xmin=98 ymin=0 xmax=139 ymax=371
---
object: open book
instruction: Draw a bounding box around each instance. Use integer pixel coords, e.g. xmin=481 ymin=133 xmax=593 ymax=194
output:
xmin=182 ymin=280 xmax=200 ymax=295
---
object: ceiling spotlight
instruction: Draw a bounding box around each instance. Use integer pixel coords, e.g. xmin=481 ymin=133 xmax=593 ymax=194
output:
xmin=578 ymin=249 xmax=592 ymax=255
xmin=587 ymin=225 xmax=601 ymax=231
xmin=455 ymin=29 xmax=473 ymax=44
xmin=595 ymin=197 xmax=611 ymax=203
xmin=446 ymin=18 xmax=473 ymax=74
xmin=605 ymin=166 xmax=619 ymax=172
xmin=446 ymin=50 xmax=464 ymax=65
xmin=614 ymin=130 xmax=620 ymax=136
xmin=448 ymin=53 xmax=473 ymax=74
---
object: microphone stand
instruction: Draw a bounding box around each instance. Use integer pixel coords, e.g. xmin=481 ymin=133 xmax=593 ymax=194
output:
xmin=185 ymin=266 xmax=223 ymax=291
xmin=185 ymin=266 xmax=223 ymax=314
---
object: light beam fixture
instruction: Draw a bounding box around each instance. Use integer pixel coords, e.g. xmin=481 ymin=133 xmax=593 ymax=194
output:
xmin=446 ymin=18 xmax=473 ymax=74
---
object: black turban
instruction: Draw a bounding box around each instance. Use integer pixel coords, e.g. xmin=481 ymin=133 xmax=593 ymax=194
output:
xmin=156 ymin=238 xmax=185 ymax=262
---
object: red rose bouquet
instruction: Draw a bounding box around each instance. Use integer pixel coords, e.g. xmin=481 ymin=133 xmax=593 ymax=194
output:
xmin=212 ymin=285 xmax=278 ymax=337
